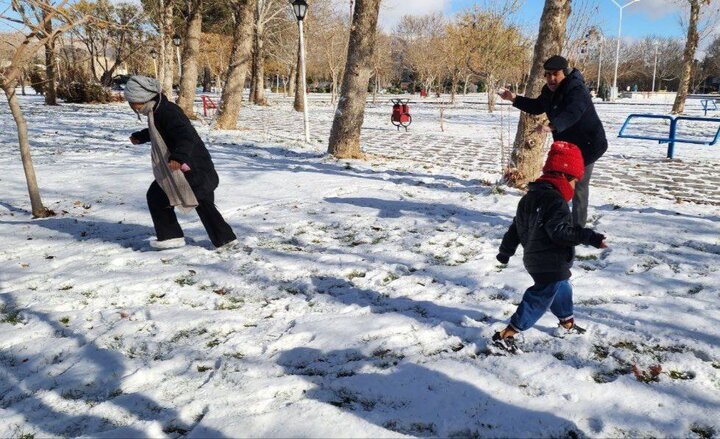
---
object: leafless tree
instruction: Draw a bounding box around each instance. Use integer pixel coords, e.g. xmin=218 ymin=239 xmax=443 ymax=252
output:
xmin=0 ymin=0 xmax=90 ymax=217
xmin=506 ymin=0 xmax=571 ymax=188
xmin=176 ymin=0 xmax=203 ymax=118
xmin=216 ymin=0 xmax=255 ymax=130
xmin=672 ymin=0 xmax=712 ymax=114
xmin=327 ymin=0 xmax=381 ymax=158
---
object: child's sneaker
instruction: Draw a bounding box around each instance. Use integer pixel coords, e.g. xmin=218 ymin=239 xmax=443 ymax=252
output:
xmin=553 ymin=320 xmax=587 ymax=338
xmin=491 ymin=332 xmax=521 ymax=354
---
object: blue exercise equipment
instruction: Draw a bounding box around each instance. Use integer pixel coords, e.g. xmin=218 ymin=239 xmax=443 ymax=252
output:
xmin=701 ymin=99 xmax=719 ymax=116
xmin=618 ymin=114 xmax=720 ymax=159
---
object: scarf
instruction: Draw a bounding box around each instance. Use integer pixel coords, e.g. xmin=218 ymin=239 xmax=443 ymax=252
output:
xmin=536 ymin=173 xmax=574 ymax=202
xmin=140 ymin=99 xmax=199 ymax=213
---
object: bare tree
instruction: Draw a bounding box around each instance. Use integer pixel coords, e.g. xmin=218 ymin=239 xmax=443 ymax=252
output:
xmin=0 ymin=0 xmax=89 ymax=217
xmin=71 ymin=0 xmax=146 ymax=85
xmin=176 ymin=0 xmax=203 ymax=118
xmin=396 ymin=13 xmax=446 ymax=95
xmin=306 ymin=0 xmax=349 ymax=105
xmin=506 ymin=0 xmax=571 ymax=188
xmin=672 ymin=0 xmax=711 ymax=114
xmin=216 ymin=0 xmax=255 ymax=130
xmin=454 ymin=1 xmax=528 ymax=111
xmin=42 ymin=9 xmax=57 ymax=104
xmin=327 ymin=0 xmax=381 ymax=158
xmin=248 ymin=0 xmax=285 ymax=105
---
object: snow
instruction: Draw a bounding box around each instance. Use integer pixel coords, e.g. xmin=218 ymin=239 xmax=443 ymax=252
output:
xmin=1 ymin=91 xmax=719 ymax=438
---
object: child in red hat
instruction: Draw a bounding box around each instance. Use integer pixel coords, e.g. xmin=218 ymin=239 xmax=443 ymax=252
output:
xmin=492 ymin=141 xmax=608 ymax=354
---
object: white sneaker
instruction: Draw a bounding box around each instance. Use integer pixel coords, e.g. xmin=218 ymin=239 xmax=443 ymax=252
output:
xmin=149 ymin=237 xmax=186 ymax=250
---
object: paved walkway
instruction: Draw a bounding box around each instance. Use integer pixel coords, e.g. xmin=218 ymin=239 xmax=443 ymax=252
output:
xmin=215 ymin=100 xmax=720 ymax=206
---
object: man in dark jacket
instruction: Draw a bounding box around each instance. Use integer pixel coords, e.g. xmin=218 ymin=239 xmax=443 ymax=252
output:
xmin=499 ymin=55 xmax=607 ymax=227
xmin=491 ymin=141 xmax=607 ymax=354
xmin=125 ymin=76 xmax=236 ymax=249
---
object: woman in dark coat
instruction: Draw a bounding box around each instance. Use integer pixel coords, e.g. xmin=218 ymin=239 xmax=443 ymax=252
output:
xmin=125 ymin=76 xmax=236 ymax=249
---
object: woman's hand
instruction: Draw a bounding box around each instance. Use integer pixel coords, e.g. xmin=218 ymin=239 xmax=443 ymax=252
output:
xmin=168 ymin=160 xmax=183 ymax=171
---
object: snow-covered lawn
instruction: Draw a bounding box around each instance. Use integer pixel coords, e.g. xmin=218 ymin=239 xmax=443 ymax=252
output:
xmin=1 ymin=93 xmax=719 ymax=438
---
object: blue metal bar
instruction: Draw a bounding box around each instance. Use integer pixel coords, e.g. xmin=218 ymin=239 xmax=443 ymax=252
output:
xmin=618 ymin=113 xmax=720 ymax=159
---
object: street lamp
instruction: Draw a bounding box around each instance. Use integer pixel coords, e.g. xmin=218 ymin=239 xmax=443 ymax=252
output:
xmin=585 ymin=27 xmax=604 ymax=94
xmin=609 ymin=0 xmax=641 ymax=101
xmin=172 ymin=33 xmax=182 ymax=78
xmin=651 ymin=40 xmax=660 ymax=93
xmin=149 ymin=48 xmax=158 ymax=78
xmin=291 ymin=0 xmax=310 ymax=144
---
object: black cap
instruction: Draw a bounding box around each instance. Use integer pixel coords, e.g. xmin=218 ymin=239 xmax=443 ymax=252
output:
xmin=543 ymin=55 xmax=568 ymax=71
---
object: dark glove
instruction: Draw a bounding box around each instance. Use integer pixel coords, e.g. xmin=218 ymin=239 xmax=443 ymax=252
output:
xmin=496 ymin=253 xmax=510 ymax=264
xmin=589 ymin=233 xmax=606 ymax=249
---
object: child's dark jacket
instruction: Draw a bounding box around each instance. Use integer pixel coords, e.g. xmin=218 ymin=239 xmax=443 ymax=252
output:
xmin=498 ymin=181 xmax=604 ymax=284
xmin=132 ymin=96 xmax=219 ymax=200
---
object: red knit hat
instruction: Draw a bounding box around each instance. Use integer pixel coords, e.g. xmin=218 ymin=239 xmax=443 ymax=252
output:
xmin=543 ymin=141 xmax=585 ymax=180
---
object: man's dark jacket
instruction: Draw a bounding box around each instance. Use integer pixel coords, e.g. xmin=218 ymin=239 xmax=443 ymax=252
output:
xmin=498 ymin=181 xmax=604 ymax=284
xmin=132 ymin=95 xmax=219 ymax=200
xmin=513 ymin=69 xmax=607 ymax=166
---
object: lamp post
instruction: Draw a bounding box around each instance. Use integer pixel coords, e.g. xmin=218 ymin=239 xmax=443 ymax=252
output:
xmin=609 ymin=0 xmax=641 ymax=101
xmin=172 ymin=33 xmax=182 ymax=79
xmin=291 ymin=0 xmax=310 ymax=144
xmin=149 ymin=48 xmax=158 ymax=78
xmin=651 ymin=40 xmax=660 ymax=93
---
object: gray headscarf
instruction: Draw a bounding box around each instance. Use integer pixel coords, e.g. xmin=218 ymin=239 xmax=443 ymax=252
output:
xmin=124 ymin=75 xmax=162 ymax=103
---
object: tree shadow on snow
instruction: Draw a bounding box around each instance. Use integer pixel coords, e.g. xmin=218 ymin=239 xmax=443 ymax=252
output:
xmin=0 ymin=292 xmax=224 ymax=437
xmin=324 ymin=196 xmax=511 ymax=224
xmin=277 ymin=346 xmax=583 ymax=437
xmin=0 ymin=217 xmax=155 ymax=251
xmin=309 ymin=276 xmax=500 ymax=339
xmin=211 ymin=143 xmax=491 ymax=195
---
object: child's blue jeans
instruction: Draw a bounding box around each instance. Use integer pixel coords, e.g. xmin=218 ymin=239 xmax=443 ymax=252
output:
xmin=509 ymin=280 xmax=574 ymax=332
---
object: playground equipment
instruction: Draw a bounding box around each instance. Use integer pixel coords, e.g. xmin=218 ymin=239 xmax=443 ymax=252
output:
xmin=391 ymin=98 xmax=412 ymax=131
xmin=618 ymin=113 xmax=720 ymax=159
xmin=201 ymin=95 xmax=218 ymax=117
xmin=701 ymin=98 xmax=719 ymax=116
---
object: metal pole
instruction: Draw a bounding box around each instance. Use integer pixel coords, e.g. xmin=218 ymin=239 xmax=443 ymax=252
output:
xmin=298 ymin=20 xmax=310 ymax=144
xmin=597 ymin=35 xmax=604 ymax=92
xmin=176 ymin=46 xmax=182 ymax=79
xmin=612 ymin=6 xmax=622 ymax=98
xmin=610 ymin=0 xmax=641 ymax=101
xmin=652 ymin=43 xmax=658 ymax=93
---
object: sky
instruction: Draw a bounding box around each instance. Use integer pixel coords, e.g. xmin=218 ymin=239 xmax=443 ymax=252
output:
xmin=379 ymin=0 xmax=698 ymax=39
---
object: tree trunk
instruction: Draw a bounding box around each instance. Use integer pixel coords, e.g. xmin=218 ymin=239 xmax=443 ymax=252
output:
xmin=20 ymin=69 xmax=26 ymax=96
xmin=251 ymin=5 xmax=268 ymax=106
xmin=177 ymin=0 xmax=203 ymax=119
xmin=293 ymin=36 xmax=304 ymax=112
xmin=160 ymin=0 xmax=175 ymax=96
xmin=287 ymin=65 xmax=296 ymax=97
xmin=451 ymin=77 xmax=458 ymax=104
xmin=43 ymin=12 xmax=58 ymax=106
xmin=328 ymin=0 xmax=381 ymax=158
xmin=507 ymin=0 xmax=571 ymax=188
xmin=216 ymin=0 xmax=255 ymax=130
xmin=372 ymin=72 xmax=378 ymax=103
xmin=2 ymin=84 xmax=54 ymax=218
xmin=486 ymin=74 xmax=497 ymax=112
xmin=202 ymin=66 xmax=212 ymax=92
xmin=672 ymin=0 xmax=702 ymax=114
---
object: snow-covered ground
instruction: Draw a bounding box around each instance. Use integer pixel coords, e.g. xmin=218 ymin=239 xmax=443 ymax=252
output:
xmin=1 ymin=92 xmax=719 ymax=438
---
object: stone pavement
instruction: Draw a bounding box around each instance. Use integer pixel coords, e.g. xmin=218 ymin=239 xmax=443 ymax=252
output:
xmin=220 ymin=100 xmax=720 ymax=206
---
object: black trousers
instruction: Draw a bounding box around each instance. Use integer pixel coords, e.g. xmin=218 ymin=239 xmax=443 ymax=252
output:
xmin=146 ymin=181 xmax=236 ymax=248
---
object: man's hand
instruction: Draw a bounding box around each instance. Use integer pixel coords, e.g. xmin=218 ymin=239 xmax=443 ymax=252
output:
xmin=497 ymin=87 xmax=515 ymax=103
xmin=534 ymin=124 xmax=553 ymax=134
xmin=129 ymin=136 xmax=140 ymax=145
xmin=168 ymin=160 xmax=183 ymax=171
xmin=599 ymin=240 xmax=609 ymax=249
